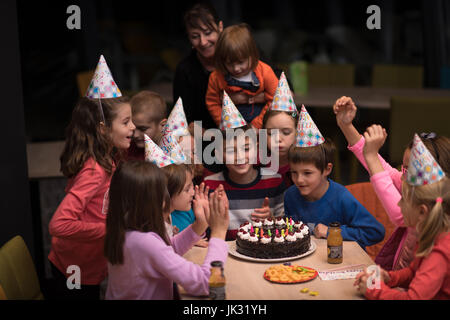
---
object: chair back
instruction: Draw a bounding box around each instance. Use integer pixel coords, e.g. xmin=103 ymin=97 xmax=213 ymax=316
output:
xmin=372 ymin=64 xmax=423 ymax=88
xmin=76 ymin=70 xmax=94 ymax=97
xmin=345 ymin=182 xmax=396 ymax=261
xmin=0 ymin=236 xmax=44 ymax=300
xmin=389 ymin=96 xmax=450 ymax=166
xmin=308 ymin=63 xmax=355 ymax=87
xmin=0 ymin=284 xmax=6 ymax=300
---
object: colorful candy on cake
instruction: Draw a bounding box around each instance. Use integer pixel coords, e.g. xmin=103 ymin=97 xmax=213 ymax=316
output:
xmin=236 ymin=218 xmax=311 ymax=259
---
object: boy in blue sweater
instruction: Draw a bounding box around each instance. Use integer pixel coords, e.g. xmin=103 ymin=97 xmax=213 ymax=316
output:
xmin=284 ymin=106 xmax=385 ymax=249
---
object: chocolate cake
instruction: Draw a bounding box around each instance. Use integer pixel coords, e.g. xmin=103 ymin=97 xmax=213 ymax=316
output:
xmin=235 ymin=218 xmax=311 ymax=259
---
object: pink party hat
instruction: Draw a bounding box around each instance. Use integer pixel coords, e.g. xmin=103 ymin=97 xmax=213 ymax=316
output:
xmin=159 ymin=130 xmax=187 ymax=164
xmin=295 ymin=105 xmax=325 ymax=147
xmin=144 ymin=134 xmax=176 ymax=168
xmin=271 ymin=72 xmax=297 ymax=113
xmin=220 ymin=91 xmax=247 ymax=130
xmin=86 ymin=55 xmax=122 ymax=99
xmin=406 ymin=133 xmax=445 ymax=186
xmin=162 ymin=97 xmax=189 ymax=138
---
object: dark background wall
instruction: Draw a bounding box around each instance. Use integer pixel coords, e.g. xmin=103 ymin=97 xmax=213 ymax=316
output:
xmin=0 ymin=0 xmax=34 ymax=256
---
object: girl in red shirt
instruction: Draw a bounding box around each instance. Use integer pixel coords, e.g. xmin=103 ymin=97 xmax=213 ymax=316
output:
xmin=48 ymin=96 xmax=135 ymax=300
xmin=355 ymin=175 xmax=450 ymax=300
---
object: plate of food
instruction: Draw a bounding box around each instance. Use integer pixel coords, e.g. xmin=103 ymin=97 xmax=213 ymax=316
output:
xmin=263 ymin=264 xmax=318 ymax=284
xmin=228 ymin=240 xmax=316 ymax=263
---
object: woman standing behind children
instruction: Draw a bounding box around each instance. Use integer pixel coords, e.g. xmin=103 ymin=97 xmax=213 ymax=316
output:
xmin=48 ymin=55 xmax=135 ymax=300
xmin=334 ymin=96 xmax=450 ymax=270
xmin=104 ymin=161 xmax=229 ymax=300
xmin=206 ymin=23 xmax=279 ymax=129
xmin=355 ymin=135 xmax=449 ymax=299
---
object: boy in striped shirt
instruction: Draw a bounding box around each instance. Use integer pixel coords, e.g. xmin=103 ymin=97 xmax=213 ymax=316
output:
xmin=204 ymin=125 xmax=286 ymax=240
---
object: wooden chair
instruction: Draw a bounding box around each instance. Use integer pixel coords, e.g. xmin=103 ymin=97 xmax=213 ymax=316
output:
xmin=372 ymin=64 xmax=423 ymax=88
xmin=307 ymin=63 xmax=355 ymax=88
xmin=389 ymin=96 xmax=450 ymax=166
xmin=76 ymin=70 xmax=94 ymax=97
xmin=0 ymin=284 xmax=6 ymax=300
xmin=0 ymin=236 xmax=44 ymax=300
xmin=345 ymin=182 xmax=396 ymax=261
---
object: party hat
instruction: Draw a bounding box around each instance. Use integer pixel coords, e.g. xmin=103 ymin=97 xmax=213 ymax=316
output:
xmin=271 ymin=72 xmax=297 ymax=113
xmin=144 ymin=134 xmax=176 ymax=168
xmin=220 ymin=91 xmax=247 ymax=130
xmin=406 ymin=133 xmax=445 ymax=186
xmin=86 ymin=55 xmax=122 ymax=99
xmin=162 ymin=97 xmax=189 ymax=138
xmin=295 ymin=105 xmax=325 ymax=147
xmin=159 ymin=130 xmax=188 ymax=164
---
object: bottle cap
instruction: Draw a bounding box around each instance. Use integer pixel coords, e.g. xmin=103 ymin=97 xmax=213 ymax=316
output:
xmin=211 ymin=261 xmax=223 ymax=267
xmin=329 ymin=222 xmax=340 ymax=228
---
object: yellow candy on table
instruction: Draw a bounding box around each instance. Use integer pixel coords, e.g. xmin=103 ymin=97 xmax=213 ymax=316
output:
xmin=300 ymin=288 xmax=309 ymax=293
xmin=309 ymin=291 xmax=319 ymax=296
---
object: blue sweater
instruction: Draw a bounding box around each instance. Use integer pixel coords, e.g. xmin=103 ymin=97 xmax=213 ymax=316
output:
xmin=284 ymin=179 xmax=385 ymax=249
xmin=171 ymin=209 xmax=195 ymax=233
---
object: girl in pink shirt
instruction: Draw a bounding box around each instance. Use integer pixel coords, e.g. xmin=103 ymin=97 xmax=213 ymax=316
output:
xmin=355 ymin=177 xmax=450 ymax=300
xmin=48 ymin=96 xmax=136 ymax=299
xmin=334 ymin=96 xmax=450 ymax=270
xmin=104 ymin=161 xmax=229 ymax=300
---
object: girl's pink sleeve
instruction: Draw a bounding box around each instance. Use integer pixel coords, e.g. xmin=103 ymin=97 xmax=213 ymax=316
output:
xmin=370 ymin=171 xmax=404 ymax=226
xmin=349 ymin=137 xmax=405 ymax=226
xmin=365 ymin=252 xmax=447 ymax=300
xmin=49 ymin=163 xmax=107 ymax=241
xmin=144 ymin=235 xmax=228 ymax=296
xmin=170 ymin=225 xmax=203 ymax=256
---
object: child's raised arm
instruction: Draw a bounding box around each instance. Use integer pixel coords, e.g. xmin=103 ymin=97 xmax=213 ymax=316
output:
xmin=333 ymin=96 xmax=361 ymax=147
xmin=363 ymin=125 xmax=388 ymax=176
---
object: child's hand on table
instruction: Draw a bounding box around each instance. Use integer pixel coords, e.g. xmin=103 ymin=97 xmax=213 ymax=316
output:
xmin=313 ymin=223 xmax=328 ymax=238
xmin=194 ymin=238 xmax=209 ymax=248
xmin=354 ymin=266 xmax=390 ymax=296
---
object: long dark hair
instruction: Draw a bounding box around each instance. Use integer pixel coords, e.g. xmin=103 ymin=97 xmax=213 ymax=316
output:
xmin=104 ymin=161 xmax=170 ymax=265
xmin=60 ymin=96 xmax=130 ymax=178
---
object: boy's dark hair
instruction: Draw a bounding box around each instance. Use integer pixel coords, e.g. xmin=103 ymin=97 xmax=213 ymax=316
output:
xmin=288 ymin=139 xmax=336 ymax=173
xmin=184 ymin=2 xmax=221 ymax=32
xmin=60 ymin=96 xmax=130 ymax=178
xmin=104 ymin=161 xmax=170 ymax=265
xmin=130 ymin=90 xmax=167 ymax=123
xmin=214 ymin=23 xmax=259 ymax=76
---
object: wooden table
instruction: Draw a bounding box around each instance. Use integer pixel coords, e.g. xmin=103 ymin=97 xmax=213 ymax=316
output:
xmin=149 ymin=82 xmax=450 ymax=110
xmin=180 ymin=238 xmax=374 ymax=300
xmin=294 ymin=86 xmax=450 ymax=109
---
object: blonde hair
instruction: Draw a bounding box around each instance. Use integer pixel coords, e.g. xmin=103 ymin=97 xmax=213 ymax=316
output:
xmin=401 ymin=178 xmax=450 ymax=257
xmin=130 ymin=90 xmax=167 ymax=123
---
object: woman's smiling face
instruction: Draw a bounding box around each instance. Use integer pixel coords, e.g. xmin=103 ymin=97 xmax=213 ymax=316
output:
xmin=187 ymin=18 xmax=223 ymax=60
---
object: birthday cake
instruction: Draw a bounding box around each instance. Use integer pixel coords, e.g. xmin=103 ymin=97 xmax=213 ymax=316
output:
xmin=235 ymin=217 xmax=311 ymax=259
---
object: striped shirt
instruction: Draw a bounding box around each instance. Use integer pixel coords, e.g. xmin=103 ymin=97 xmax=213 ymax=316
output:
xmin=204 ymin=167 xmax=285 ymax=240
